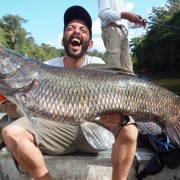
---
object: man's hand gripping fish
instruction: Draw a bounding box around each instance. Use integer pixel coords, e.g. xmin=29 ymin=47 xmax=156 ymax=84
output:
xmin=0 ymin=44 xmax=179 ymax=148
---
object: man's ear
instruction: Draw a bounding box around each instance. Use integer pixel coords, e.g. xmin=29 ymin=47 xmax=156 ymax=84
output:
xmin=88 ymin=40 xmax=93 ymax=50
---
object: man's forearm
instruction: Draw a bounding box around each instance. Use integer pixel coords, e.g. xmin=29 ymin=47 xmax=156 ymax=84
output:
xmin=121 ymin=12 xmax=146 ymax=27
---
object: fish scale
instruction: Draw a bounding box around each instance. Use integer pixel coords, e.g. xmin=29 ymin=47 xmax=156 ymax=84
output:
xmin=21 ymin=70 xmax=177 ymax=124
xmin=0 ymin=44 xmax=179 ymax=147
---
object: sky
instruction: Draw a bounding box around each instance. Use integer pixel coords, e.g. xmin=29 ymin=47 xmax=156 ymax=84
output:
xmin=0 ymin=0 xmax=167 ymax=53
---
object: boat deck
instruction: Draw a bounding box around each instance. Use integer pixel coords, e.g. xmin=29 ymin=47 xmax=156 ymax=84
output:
xmin=0 ymin=148 xmax=180 ymax=180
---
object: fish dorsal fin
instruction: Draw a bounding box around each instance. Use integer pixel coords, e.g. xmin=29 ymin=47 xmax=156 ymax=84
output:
xmin=82 ymin=64 xmax=135 ymax=76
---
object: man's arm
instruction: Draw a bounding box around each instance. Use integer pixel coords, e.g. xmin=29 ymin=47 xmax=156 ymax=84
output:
xmin=121 ymin=12 xmax=146 ymax=27
xmin=98 ymin=0 xmax=146 ymax=28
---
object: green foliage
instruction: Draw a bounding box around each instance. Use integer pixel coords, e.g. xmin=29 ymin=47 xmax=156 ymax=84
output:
xmin=131 ymin=0 xmax=180 ymax=72
xmin=0 ymin=14 xmax=65 ymax=61
xmin=30 ymin=44 xmax=63 ymax=62
xmin=0 ymin=28 xmax=7 ymax=46
xmin=2 ymin=14 xmax=28 ymax=49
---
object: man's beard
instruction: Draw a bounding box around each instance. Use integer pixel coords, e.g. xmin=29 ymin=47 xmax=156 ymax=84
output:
xmin=62 ymin=33 xmax=90 ymax=59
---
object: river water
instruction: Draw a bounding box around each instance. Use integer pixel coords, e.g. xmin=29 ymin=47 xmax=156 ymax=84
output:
xmin=137 ymin=70 xmax=180 ymax=96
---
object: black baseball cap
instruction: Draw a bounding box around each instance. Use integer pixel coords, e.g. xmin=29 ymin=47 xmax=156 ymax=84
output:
xmin=64 ymin=5 xmax=92 ymax=38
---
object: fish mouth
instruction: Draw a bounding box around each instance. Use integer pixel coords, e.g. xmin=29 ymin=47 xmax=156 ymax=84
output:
xmin=0 ymin=45 xmax=39 ymax=93
xmin=0 ymin=57 xmax=33 ymax=90
xmin=0 ymin=57 xmax=21 ymax=79
xmin=0 ymin=79 xmax=34 ymax=94
xmin=0 ymin=69 xmax=18 ymax=79
xmin=0 ymin=72 xmax=37 ymax=92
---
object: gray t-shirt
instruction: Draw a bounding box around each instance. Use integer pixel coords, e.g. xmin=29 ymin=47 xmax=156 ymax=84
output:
xmin=45 ymin=55 xmax=105 ymax=67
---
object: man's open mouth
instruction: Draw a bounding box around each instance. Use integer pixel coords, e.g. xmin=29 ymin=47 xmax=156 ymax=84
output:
xmin=71 ymin=39 xmax=81 ymax=47
xmin=69 ymin=33 xmax=83 ymax=48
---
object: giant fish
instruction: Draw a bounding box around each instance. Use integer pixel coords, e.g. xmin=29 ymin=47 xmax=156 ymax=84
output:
xmin=0 ymin=44 xmax=179 ymax=147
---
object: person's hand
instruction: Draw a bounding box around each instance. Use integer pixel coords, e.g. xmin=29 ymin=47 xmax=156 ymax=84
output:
xmin=1 ymin=100 xmax=22 ymax=119
xmin=136 ymin=15 xmax=147 ymax=27
xmin=121 ymin=12 xmax=142 ymax=24
xmin=141 ymin=18 xmax=147 ymax=28
xmin=121 ymin=12 xmax=146 ymax=27
xmin=99 ymin=112 xmax=124 ymax=129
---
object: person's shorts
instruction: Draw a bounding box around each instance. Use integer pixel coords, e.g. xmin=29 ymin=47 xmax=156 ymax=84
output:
xmin=102 ymin=24 xmax=133 ymax=72
xmin=10 ymin=117 xmax=102 ymax=155
xmin=9 ymin=115 xmax=137 ymax=155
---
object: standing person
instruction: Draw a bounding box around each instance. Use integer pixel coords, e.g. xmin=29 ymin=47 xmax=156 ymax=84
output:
xmin=2 ymin=6 xmax=138 ymax=180
xmin=98 ymin=1 xmax=145 ymax=179
xmin=98 ymin=0 xmax=146 ymax=72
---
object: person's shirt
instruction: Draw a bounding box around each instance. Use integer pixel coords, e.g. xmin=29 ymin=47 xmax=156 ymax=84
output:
xmin=98 ymin=0 xmax=140 ymax=35
xmin=45 ymin=55 xmax=105 ymax=67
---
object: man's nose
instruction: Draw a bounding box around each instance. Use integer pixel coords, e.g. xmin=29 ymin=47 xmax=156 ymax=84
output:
xmin=74 ymin=27 xmax=81 ymax=34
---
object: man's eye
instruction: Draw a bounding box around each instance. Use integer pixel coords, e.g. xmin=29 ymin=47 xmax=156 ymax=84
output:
xmin=81 ymin=28 xmax=88 ymax=34
xmin=67 ymin=27 xmax=74 ymax=31
xmin=66 ymin=25 xmax=75 ymax=30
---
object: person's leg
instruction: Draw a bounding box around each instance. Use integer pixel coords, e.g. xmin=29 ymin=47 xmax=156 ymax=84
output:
xmin=102 ymin=25 xmax=133 ymax=72
xmin=2 ymin=124 xmax=51 ymax=180
xmin=0 ymin=115 xmax=8 ymax=150
xmin=111 ymin=124 xmax=138 ymax=180
xmin=102 ymin=26 xmax=121 ymax=67
xmin=2 ymin=117 xmax=79 ymax=179
xmin=120 ymin=34 xmax=133 ymax=73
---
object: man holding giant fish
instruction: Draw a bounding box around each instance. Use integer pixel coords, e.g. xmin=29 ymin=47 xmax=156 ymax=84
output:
xmin=0 ymin=5 xmax=179 ymax=180
xmin=0 ymin=5 xmax=139 ymax=180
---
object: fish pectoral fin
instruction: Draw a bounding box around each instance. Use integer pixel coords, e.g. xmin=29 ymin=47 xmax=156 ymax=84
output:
xmin=80 ymin=122 xmax=115 ymax=150
xmin=15 ymin=94 xmax=37 ymax=128
xmin=82 ymin=64 xmax=135 ymax=76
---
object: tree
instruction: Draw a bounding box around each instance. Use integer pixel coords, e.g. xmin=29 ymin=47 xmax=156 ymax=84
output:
xmin=130 ymin=0 xmax=180 ymax=71
xmin=0 ymin=14 xmax=63 ymax=61
xmin=2 ymin=14 xmax=28 ymax=49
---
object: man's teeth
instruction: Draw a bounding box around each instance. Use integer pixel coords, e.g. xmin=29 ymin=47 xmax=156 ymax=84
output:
xmin=71 ymin=40 xmax=81 ymax=46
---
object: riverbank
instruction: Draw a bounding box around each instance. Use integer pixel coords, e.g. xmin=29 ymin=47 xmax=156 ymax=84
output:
xmin=136 ymin=70 xmax=180 ymax=96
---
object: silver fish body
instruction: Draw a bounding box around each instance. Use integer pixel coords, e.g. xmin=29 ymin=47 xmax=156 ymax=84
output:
xmin=0 ymin=45 xmax=180 ymax=147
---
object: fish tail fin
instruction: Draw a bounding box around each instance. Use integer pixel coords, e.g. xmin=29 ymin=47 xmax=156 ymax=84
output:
xmin=165 ymin=122 xmax=180 ymax=148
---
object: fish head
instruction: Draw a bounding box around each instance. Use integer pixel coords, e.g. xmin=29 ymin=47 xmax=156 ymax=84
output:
xmin=0 ymin=44 xmax=39 ymax=95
